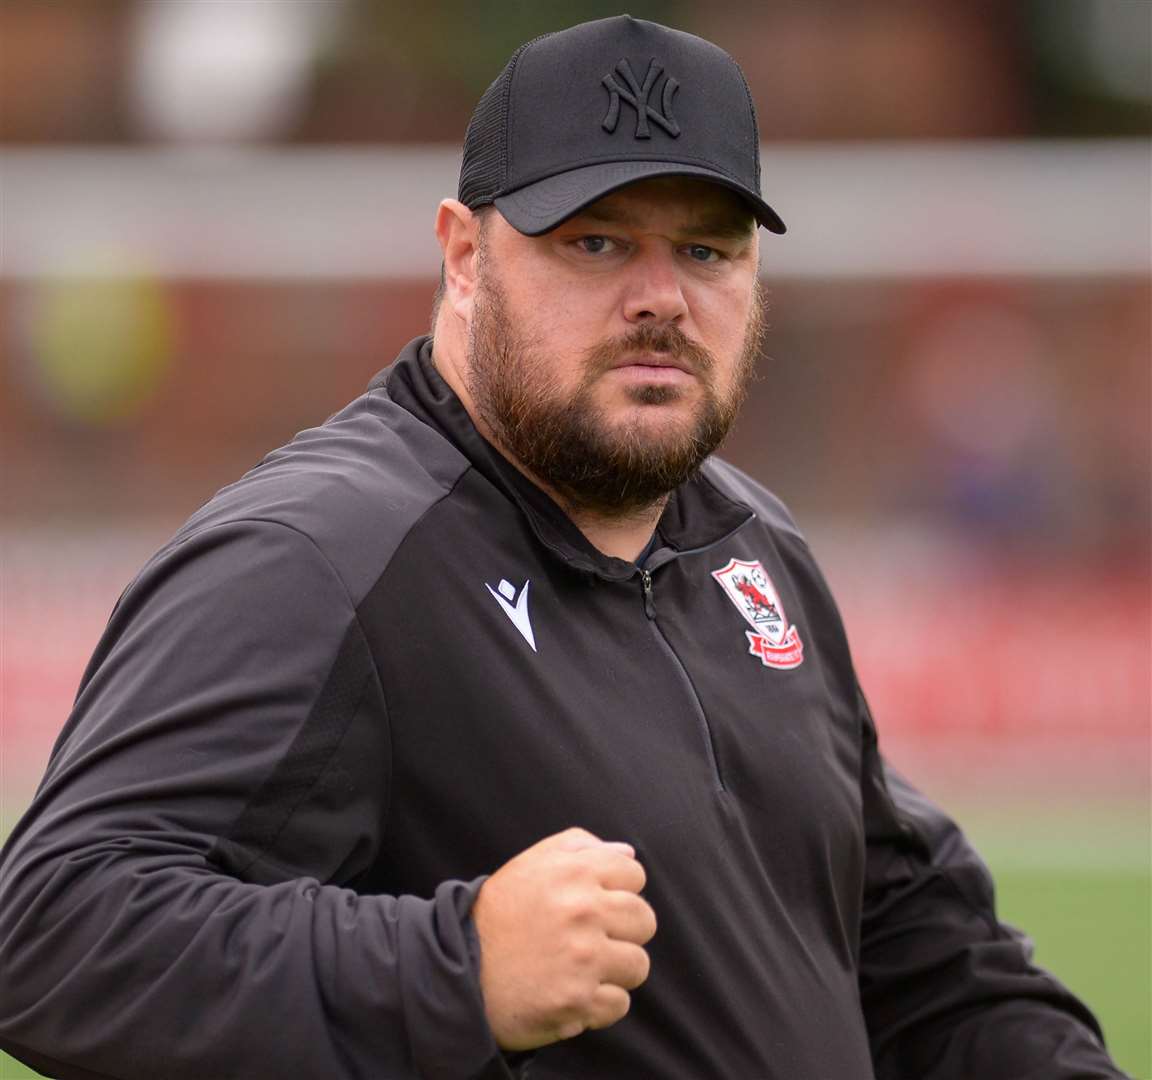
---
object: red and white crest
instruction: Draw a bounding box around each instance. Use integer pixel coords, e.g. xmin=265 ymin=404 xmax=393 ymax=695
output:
xmin=711 ymin=558 xmax=804 ymax=669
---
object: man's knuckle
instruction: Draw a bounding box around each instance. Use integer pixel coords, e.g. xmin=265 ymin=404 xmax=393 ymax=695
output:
xmin=556 ymin=1018 xmax=586 ymax=1041
xmin=610 ymin=991 xmax=632 ymax=1023
xmin=554 ymin=885 xmax=597 ymax=924
xmin=632 ymin=947 xmax=651 ymax=986
xmin=565 ymin=936 xmax=598 ymax=969
xmin=588 ymin=986 xmax=631 ymax=1028
xmin=555 ymin=974 xmax=597 ymax=1015
xmin=553 ymin=854 xmax=592 ymax=886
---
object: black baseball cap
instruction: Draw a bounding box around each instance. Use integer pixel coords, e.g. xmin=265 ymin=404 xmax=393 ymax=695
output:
xmin=457 ymin=15 xmax=786 ymax=236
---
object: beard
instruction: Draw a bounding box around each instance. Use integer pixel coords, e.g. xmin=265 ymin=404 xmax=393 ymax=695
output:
xmin=465 ymin=272 xmax=766 ymax=518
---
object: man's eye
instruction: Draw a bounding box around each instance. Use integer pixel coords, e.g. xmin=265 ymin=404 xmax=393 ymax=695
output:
xmin=685 ymin=244 xmax=720 ymax=263
xmin=576 ymin=236 xmax=617 ymax=254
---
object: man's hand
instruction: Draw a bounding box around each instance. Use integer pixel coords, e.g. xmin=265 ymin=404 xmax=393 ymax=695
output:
xmin=471 ymin=827 xmax=657 ymax=1051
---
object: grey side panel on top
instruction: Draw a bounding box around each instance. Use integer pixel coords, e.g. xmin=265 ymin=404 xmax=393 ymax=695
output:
xmin=0 ymin=389 xmax=506 ymax=1078
xmin=168 ymin=385 xmax=471 ymax=608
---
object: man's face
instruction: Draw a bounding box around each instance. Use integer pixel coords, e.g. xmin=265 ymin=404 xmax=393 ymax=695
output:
xmin=464 ymin=177 xmax=765 ymax=516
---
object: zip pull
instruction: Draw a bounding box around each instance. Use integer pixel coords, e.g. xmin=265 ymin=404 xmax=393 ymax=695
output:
xmin=640 ymin=569 xmax=656 ymax=619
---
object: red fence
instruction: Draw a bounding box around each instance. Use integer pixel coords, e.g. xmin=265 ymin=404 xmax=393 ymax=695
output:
xmin=2 ymin=528 xmax=1148 ymax=816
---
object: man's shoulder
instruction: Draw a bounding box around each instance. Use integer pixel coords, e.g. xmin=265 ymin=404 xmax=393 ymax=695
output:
xmin=171 ymin=386 xmax=470 ymax=604
xmin=701 ymin=457 xmax=806 ymax=545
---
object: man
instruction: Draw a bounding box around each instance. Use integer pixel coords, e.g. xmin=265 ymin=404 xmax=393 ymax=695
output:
xmin=0 ymin=15 xmax=1128 ymax=1080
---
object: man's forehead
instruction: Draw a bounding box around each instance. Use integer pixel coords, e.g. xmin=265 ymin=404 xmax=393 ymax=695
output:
xmin=560 ymin=178 xmax=756 ymax=236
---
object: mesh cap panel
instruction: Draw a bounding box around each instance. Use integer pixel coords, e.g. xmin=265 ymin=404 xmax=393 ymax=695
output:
xmin=458 ymin=35 xmax=552 ymax=208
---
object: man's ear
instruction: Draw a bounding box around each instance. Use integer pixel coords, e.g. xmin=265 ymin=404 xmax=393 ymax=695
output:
xmin=435 ymin=199 xmax=482 ymax=322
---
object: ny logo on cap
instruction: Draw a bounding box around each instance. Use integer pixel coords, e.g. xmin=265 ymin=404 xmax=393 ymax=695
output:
xmin=601 ymin=58 xmax=680 ymax=139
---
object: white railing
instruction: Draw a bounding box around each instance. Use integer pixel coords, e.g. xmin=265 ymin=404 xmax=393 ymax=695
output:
xmin=2 ymin=141 xmax=1148 ymax=279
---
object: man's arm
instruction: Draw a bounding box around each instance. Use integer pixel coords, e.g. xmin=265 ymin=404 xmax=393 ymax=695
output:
xmin=0 ymin=520 xmax=504 ymax=1080
xmin=858 ymin=692 xmax=1129 ymax=1080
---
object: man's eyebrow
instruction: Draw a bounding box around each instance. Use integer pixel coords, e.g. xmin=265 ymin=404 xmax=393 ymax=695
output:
xmin=570 ymin=205 xmax=756 ymax=239
xmin=575 ymin=204 xmax=632 ymax=226
xmin=678 ymin=215 xmax=756 ymax=241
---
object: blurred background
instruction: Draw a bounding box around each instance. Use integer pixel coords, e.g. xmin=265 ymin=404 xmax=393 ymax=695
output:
xmin=1 ymin=1 xmax=1149 ymax=1075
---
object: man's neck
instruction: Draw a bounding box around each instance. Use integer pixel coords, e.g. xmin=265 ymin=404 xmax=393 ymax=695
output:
xmin=559 ymin=501 xmax=664 ymax=563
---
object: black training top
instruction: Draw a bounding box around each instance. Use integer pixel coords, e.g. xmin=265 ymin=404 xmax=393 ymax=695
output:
xmin=0 ymin=338 xmax=1126 ymax=1079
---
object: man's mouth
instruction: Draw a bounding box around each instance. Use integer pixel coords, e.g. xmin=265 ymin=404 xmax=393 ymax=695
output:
xmin=610 ymin=353 xmax=695 ymax=377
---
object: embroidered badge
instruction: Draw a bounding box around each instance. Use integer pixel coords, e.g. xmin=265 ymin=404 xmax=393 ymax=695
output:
xmin=711 ymin=558 xmax=804 ymax=669
xmin=601 ymin=58 xmax=680 ymax=139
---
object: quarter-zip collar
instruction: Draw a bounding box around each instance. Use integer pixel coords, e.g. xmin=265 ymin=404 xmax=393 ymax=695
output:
xmin=375 ymin=336 xmax=755 ymax=579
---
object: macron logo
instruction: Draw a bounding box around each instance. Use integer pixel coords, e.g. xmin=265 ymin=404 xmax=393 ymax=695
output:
xmin=485 ymin=578 xmax=536 ymax=652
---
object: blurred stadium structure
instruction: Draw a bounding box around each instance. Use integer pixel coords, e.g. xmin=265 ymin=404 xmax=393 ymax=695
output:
xmin=1 ymin=1 xmax=1149 ymax=1075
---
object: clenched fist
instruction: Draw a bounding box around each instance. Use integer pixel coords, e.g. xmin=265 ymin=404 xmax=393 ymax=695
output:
xmin=471 ymin=827 xmax=658 ymax=1051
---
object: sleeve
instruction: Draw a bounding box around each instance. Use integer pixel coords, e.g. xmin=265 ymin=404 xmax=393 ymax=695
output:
xmin=0 ymin=520 xmax=510 ymax=1080
xmin=857 ymin=690 xmax=1131 ymax=1080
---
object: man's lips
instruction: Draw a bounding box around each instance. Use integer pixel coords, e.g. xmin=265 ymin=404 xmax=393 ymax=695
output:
xmin=608 ymin=353 xmax=696 ymax=377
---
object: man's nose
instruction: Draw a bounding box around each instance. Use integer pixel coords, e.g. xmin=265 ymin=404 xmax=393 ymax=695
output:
xmin=622 ymin=248 xmax=688 ymax=325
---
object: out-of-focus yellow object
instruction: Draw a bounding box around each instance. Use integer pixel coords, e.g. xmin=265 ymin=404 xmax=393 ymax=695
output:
xmin=23 ymin=273 xmax=174 ymax=426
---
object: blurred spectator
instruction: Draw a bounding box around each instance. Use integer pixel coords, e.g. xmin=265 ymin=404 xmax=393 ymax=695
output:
xmin=898 ymin=294 xmax=1067 ymax=545
xmin=697 ymin=1 xmax=1026 ymax=139
xmin=129 ymin=0 xmax=346 ymax=143
xmin=1 ymin=0 xmax=1147 ymax=144
xmin=0 ymin=0 xmax=131 ymax=141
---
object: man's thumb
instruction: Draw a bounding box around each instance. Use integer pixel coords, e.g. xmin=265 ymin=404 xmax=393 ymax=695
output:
xmin=552 ymin=827 xmax=634 ymax=857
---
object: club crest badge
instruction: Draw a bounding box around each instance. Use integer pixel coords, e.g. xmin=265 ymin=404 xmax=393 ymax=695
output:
xmin=711 ymin=558 xmax=804 ymax=669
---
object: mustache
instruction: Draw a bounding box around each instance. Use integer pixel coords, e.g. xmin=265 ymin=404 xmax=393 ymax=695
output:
xmin=584 ymin=323 xmax=716 ymax=377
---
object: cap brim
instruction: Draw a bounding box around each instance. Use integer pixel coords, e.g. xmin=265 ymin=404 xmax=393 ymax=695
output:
xmin=493 ymin=160 xmax=786 ymax=236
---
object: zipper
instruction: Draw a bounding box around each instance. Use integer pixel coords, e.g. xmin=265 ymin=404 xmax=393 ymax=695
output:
xmin=630 ymin=514 xmax=753 ymax=794
xmin=640 ymin=568 xmax=656 ymax=619
xmin=638 ymin=567 xmax=726 ymax=792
